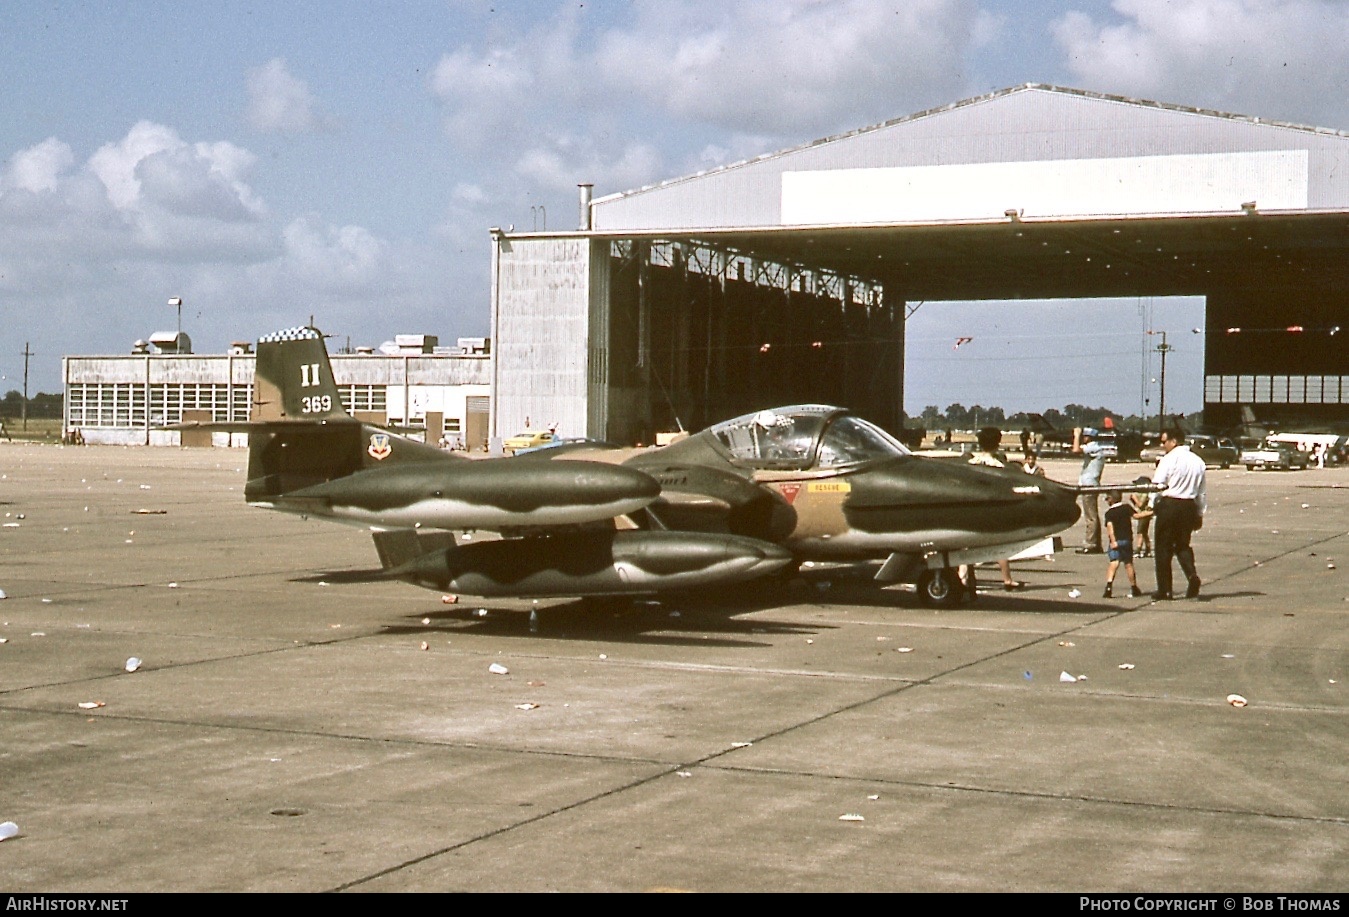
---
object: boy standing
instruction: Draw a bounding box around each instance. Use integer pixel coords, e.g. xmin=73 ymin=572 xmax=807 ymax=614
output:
xmin=1103 ymin=489 xmax=1144 ymax=598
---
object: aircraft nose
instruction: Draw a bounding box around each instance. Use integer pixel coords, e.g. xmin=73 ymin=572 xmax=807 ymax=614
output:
xmin=1038 ymin=478 xmax=1082 ymax=529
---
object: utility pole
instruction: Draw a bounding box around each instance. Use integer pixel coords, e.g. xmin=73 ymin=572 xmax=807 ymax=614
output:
xmin=1148 ymin=330 xmax=1171 ymax=434
xmin=21 ymin=342 xmax=32 ymax=431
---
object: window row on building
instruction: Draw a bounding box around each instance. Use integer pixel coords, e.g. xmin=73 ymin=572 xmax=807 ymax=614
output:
xmin=62 ymin=352 xmax=492 ymax=446
xmin=1204 ymin=375 xmax=1349 ymax=405
xmin=65 ymin=382 xmax=396 ymax=428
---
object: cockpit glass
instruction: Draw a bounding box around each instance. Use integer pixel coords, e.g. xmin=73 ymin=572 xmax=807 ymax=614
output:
xmin=816 ymin=415 xmax=910 ymax=467
xmin=709 ymin=406 xmax=909 ymax=469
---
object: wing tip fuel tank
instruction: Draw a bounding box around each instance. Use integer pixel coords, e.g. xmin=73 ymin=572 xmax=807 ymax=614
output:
xmin=283 ymin=458 xmax=662 ymax=530
xmin=393 ymin=530 xmax=792 ymax=597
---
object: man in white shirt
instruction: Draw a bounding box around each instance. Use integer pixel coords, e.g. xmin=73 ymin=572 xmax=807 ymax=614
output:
xmin=1074 ymin=428 xmax=1107 ymax=554
xmin=1150 ymin=428 xmax=1207 ymax=599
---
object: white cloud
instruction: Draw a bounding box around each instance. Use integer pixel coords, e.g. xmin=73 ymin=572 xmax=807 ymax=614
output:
xmin=428 ymin=1 xmax=983 ymax=202
xmin=452 ymin=183 xmax=487 ymax=205
xmin=514 ymin=139 xmax=663 ymax=197
xmin=593 ymin=0 xmax=976 ymax=135
xmin=247 ymin=58 xmax=326 ymax=134
xmin=88 ymin=121 xmax=183 ymax=210
xmin=1051 ymin=0 xmax=1349 ymax=128
xmin=281 ymin=216 xmax=388 ymax=290
xmin=3 ymin=138 xmax=74 ymax=193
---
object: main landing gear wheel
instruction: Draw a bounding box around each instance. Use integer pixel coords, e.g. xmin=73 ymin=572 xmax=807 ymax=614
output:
xmin=916 ymin=568 xmax=964 ymax=608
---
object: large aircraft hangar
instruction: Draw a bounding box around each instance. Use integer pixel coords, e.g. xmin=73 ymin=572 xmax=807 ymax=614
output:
xmin=489 ymin=84 xmax=1349 ymax=445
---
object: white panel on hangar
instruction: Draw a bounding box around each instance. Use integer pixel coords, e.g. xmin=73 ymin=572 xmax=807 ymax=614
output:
xmin=782 ymin=150 xmax=1311 ymax=224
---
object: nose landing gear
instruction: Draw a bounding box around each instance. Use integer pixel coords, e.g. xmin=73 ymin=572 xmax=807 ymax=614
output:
xmin=916 ymin=567 xmax=969 ymax=607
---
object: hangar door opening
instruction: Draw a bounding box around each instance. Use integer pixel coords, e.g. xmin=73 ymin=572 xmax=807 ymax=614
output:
xmin=596 ymin=239 xmax=902 ymax=446
xmin=902 ymin=296 xmax=1205 ymax=435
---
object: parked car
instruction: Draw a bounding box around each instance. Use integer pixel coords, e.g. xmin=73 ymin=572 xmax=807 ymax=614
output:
xmin=503 ymin=429 xmax=559 ymax=454
xmin=1240 ymin=441 xmax=1310 ymax=471
xmin=1091 ymin=430 xmax=1143 ymax=463
xmin=1140 ymin=434 xmax=1239 ymax=468
xmin=1188 ymin=434 xmax=1240 ymax=468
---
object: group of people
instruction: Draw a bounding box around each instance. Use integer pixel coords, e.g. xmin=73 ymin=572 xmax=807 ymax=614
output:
xmin=956 ymin=424 xmax=1207 ymax=602
xmin=1076 ymin=427 xmax=1207 ymax=601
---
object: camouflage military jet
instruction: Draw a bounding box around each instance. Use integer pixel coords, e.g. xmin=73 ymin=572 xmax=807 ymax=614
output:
xmin=198 ymin=326 xmax=1083 ymax=606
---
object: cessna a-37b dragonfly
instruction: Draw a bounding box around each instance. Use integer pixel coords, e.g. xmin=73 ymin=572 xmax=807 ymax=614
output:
xmin=196 ymin=326 xmax=1083 ymax=607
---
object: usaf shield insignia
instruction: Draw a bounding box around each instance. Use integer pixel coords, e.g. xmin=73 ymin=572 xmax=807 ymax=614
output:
xmin=367 ymin=432 xmax=392 ymax=460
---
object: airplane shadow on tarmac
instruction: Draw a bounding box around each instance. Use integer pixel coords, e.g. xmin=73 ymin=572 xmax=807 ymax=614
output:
xmin=382 ymin=604 xmax=825 ymax=647
xmin=358 ymin=574 xmax=1141 ymax=646
xmin=294 ymin=566 xmax=1135 ymax=648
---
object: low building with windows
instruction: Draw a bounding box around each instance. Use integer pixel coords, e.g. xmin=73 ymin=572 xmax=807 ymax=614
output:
xmin=63 ymin=338 xmax=492 ymax=448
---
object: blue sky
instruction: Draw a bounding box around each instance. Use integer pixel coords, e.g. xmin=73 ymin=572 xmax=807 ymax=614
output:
xmin=2 ymin=1 xmax=1346 ymax=415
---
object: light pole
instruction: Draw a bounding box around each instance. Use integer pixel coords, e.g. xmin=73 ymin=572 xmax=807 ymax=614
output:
xmin=1148 ymin=330 xmax=1171 ymax=434
xmin=168 ymin=297 xmax=182 ymax=341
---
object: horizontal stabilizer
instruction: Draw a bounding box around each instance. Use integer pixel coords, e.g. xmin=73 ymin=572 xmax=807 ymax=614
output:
xmin=371 ymin=529 xmax=458 ymax=570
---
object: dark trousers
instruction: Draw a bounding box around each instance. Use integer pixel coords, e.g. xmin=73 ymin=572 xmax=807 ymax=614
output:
xmin=1154 ymin=497 xmax=1199 ymax=595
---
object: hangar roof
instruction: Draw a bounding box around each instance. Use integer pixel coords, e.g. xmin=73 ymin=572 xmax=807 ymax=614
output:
xmin=578 ymin=85 xmax=1349 ymax=301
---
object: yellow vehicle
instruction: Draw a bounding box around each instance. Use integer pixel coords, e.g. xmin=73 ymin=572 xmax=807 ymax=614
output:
xmin=504 ymin=430 xmax=558 ymax=453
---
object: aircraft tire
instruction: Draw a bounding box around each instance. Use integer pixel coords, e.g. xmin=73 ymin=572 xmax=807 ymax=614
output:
xmin=916 ymin=568 xmax=963 ymax=608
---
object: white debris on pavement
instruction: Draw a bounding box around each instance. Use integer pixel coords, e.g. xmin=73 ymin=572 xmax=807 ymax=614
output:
xmin=1118 ymin=663 xmax=1136 ymax=670
xmin=488 ymin=663 xmax=509 ymax=675
xmin=838 ymin=813 xmax=865 ymax=822
xmin=1227 ymin=694 xmax=1248 ymax=707
xmin=78 ymin=701 xmax=104 ymax=709
xmin=1068 ymin=589 xmax=1082 ymax=598
xmin=0 ymin=822 xmax=18 ymax=841
xmin=1060 ymin=671 xmax=1078 ymax=683
xmin=514 ymin=703 xmax=539 ymax=710
xmin=124 ymin=657 xmax=142 ymax=673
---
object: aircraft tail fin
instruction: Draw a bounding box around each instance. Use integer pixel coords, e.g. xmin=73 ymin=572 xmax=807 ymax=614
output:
xmin=253 ymin=326 xmax=348 ymax=422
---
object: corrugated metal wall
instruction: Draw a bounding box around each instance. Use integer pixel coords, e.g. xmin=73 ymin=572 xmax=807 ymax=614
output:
xmin=490 ymin=236 xmax=594 ymax=441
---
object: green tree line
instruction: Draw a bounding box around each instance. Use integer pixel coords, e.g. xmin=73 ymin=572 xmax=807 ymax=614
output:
xmin=1 ymin=391 xmax=63 ymax=420
xmin=913 ymin=402 xmax=1202 ymax=432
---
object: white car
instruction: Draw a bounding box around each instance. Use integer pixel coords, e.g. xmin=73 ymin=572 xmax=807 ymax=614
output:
xmin=1240 ymin=442 xmax=1310 ymax=471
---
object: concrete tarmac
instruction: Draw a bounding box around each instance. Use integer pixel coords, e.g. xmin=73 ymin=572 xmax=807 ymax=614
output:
xmin=0 ymin=444 xmax=1345 ymax=892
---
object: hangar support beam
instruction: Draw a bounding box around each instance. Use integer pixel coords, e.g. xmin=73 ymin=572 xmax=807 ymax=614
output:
xmin=594 ymin=237 xmax=901 ymax=445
